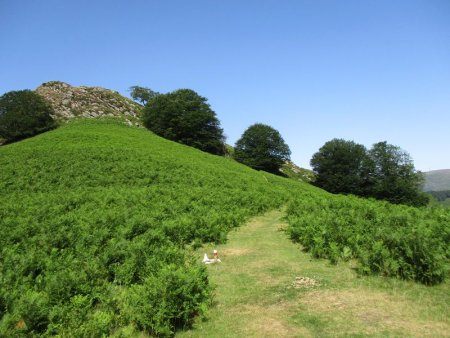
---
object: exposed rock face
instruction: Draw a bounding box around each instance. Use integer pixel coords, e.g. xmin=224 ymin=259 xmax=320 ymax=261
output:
xmin=35 ymin=81 xmax=142 ymax=124
xmin=280 ymin=161 xmax=316 ymax=182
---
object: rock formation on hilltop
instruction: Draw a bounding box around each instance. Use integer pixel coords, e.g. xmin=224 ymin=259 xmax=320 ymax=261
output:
xmin=35 ymin=81 xmax=142 ymax=124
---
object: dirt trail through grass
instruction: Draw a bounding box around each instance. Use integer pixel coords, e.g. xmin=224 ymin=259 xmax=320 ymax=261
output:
xmin=178 ymin=210 xmax=450 ymax=337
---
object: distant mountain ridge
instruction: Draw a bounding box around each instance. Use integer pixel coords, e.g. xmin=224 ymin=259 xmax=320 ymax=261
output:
xmin=35 ymin=81 xmax=142 ymax=125
xmin=423 ymin=169 xmax=450 ymax=191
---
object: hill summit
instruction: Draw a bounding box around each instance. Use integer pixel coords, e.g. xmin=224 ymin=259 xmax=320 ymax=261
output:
xmin=35 ymin=81 xmax=142 ymax=124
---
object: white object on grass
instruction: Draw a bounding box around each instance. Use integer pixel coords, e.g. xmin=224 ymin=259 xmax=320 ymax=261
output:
xmin=202 ymin=253 xmax=221 ymax=264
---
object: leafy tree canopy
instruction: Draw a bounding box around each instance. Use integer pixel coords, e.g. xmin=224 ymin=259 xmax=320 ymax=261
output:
xmin=366 ymin=141 xmax=428 ymax=206
xmin=234 ymin=123 xmax=291 ymax=175
xmin=0 ymin=90 xmax=56 ymax=143
xmin=129 ymin=86 xmax=160 ymax=105
xmin=310 ymin=139 xmax=367 ymax=195
xmin=311 ymin=139 xmax=428 ymax=206
xmin=142 ymin=89 xmax=225 ymax=155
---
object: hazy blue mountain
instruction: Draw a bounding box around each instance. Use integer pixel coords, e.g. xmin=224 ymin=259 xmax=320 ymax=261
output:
xmin=423 ymin=169 xmax=450 ymax=191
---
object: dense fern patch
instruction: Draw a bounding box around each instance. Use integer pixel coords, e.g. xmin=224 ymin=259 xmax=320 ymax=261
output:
xmin=286 ymin=192 xmax=450 ymax=285
xmin=0 ymin=119 xmax=304 ymax=336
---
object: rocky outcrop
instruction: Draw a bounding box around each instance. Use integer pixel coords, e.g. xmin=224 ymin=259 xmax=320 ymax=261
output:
xmin=281 ymin=161 xmax=316 ymax=182
xmin=35 ymin=81 xmax=142 ymax=124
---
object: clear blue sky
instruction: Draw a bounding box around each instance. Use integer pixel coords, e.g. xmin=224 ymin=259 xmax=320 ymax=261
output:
xmin=1 ymin=0 xmax=449 ymax=171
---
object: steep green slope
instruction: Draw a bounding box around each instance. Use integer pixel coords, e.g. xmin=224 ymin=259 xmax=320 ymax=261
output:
xmin=0 ymin=119 xmax=310 ymax=336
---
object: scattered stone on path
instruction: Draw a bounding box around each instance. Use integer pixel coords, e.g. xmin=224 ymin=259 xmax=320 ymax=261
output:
xmin=292 ymin=276 xmax=319 ymax=288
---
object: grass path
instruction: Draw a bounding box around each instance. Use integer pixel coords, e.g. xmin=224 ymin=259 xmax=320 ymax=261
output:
xmin=178 ymin=210 xmax=450 ymax=337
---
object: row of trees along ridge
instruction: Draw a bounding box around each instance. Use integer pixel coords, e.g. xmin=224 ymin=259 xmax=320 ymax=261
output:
xmin=0 ymin=84 xmax=427 ymax=206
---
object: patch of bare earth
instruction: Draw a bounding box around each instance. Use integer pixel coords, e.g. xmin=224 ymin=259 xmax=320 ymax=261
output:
xmin=291 ymin=276 xmax=320 ymax=288
xmin=301 ymin=288 xmax=449 ymax=337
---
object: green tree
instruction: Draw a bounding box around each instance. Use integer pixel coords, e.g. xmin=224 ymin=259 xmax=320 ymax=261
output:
xmin=142 ymin=89 xmax=225 ymax=155
xmin=129 ymin=86 xmax=160 ymax=105
xmin=366 ymin=141 xmax=428 ymax=206
xmin=0 ymin=90 xmax=56 ymax=143
xmin=234 ymin=123 xmax=291 ymax=175
xmin=310 ymin=139 xmax=428 ymax=206
xmin=310 ymin=139 xmax=368 ymax=195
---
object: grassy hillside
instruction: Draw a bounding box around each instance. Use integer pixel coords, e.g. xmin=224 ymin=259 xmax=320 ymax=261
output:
xmin=0 ymin=119 xmax=448 ymax=336
xmin=0 ymin=119 xmax=309 ymax=336
xmin=424 ymin=169 xmax=450 ymax=191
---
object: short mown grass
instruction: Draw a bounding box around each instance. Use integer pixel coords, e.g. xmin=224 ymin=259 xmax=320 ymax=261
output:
xmin=178 ymin=210 xmax=450 ymax=337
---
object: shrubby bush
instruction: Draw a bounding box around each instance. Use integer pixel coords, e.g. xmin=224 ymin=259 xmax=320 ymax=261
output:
xmin=125 ymin=263 xmax=211 ymax=336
